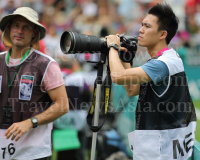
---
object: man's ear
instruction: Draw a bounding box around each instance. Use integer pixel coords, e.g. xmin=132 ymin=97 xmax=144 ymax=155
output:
xmin=159 ymin=30 xmax=167 ymax=40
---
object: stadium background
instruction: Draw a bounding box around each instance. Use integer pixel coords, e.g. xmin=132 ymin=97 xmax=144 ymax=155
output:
xmin=0 ymin=0 xmax=200 ymax=159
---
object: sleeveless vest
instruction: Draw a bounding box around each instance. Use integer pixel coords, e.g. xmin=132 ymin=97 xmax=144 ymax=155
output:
xmin=0 ymin=48 xmax=55 ymax=159
xmin=128 ymin=49 xmax=196 ymax=160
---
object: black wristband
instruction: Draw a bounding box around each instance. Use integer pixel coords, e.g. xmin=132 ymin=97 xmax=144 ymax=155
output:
xmin=108 ymin=44 xmax=119 ymax=52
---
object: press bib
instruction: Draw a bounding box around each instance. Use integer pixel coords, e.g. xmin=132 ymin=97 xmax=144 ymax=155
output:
xmin=0 ymin=123 xmax=52 ymax=160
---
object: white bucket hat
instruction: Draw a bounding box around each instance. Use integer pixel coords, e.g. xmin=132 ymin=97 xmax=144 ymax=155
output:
xmin=0 ymin=7 xmax=46 ymax=50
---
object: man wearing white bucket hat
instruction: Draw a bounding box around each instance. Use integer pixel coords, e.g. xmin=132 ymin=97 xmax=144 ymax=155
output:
xmin=0 ymin=7 xmax=69 ymax=160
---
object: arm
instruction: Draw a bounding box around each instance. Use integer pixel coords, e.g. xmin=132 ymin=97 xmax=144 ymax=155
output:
xmin=5 ymin=85 xmax=69 ymax=141
xmin=121 ymin=58 xmax=140 ymax=97
xmin=35 ymin=84 xmax=69 ymax=125
xmin=121 ymin=61 xmax=140 ymax=96
xmin=106 ymin=35 xmax=150 ymax=96
xmin=109 ymin=47 xmax=151 ymax=85
xmin=5 ymin=61 xmax=69 ymax=141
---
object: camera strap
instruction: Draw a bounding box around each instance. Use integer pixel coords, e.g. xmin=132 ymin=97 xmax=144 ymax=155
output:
xmin=86 ymin=69 xmax=112 ymax=132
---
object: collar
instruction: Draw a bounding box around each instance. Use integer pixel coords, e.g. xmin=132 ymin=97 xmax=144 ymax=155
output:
xmin=148 ymin=47 xmax=169 ymax=62
xmin=156 ymin=47 xmax=168 ymax=57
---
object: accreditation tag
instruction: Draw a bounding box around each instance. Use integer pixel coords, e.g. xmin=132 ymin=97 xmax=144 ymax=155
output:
xmin=19 ymin=75 xmax=34 ymax=101
xmin=0 ymin=76 xmax=2 ymax=93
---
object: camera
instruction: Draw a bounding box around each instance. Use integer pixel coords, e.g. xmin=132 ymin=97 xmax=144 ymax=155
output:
xmin=60 ymin=31 xmax=138 ymax=63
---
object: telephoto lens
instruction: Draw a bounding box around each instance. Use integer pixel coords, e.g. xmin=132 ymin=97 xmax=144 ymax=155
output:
xmin=60 ymin=31 xmax=138 ymax=63
xmin=60 ymin=31 xmax=107 ymax=54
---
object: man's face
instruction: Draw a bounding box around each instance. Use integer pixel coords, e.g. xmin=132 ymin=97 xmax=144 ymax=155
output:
xmin=138 ymin=14 xmax=162 ymax=48
xmin=9 ymin=16 xmax=37 ymax=48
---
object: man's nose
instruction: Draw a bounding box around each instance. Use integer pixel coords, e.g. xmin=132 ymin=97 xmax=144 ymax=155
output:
xmin=139 ymin=26 xmax=144 ymax=34
xmin=17 ymin=26 xmax=23 ymax=33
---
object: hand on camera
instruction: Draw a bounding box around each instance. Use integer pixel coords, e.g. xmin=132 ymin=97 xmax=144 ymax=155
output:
xmin=105 ymin=35 xmax=120 ymax=46
xmin=120 ymin=47 xmax=128 ymax=52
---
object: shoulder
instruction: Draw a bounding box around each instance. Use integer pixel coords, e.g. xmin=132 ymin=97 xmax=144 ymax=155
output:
xmin=158 ymin=48 xmax=184 ymax=76
xmin=142 ymin=59 xmax=168 ymax=70
xmin=141 ymin=59 xmax=169 ymax=84
xmin=0 ymin=51 xmax=7 ymax=56
xmin=159 ymin=48 xmax=181 ymax=60
xmin=0 ymin=51 xmax=7 ymax=60
xmin=31 ymin=48 xmax=56 ymax=62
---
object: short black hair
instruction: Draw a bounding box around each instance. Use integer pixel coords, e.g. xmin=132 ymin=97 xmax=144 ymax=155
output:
xmin=148 ymin=3 xmax=179 ymax=44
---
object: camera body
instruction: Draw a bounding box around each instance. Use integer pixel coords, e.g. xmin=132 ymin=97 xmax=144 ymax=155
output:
xmin=118 ymin=34 xmax=138 ymax=63
xmin=60 ymin=31 xmax=138 ymax=63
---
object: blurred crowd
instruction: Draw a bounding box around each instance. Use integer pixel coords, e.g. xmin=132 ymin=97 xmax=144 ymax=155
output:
xmin=0 ymin=0 xmax=200 ymax=159
xmin=0 ymin=0 xmax=200 ymax=66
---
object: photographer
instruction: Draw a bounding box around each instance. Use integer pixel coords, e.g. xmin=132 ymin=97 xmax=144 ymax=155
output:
xmin=0 ymin=7 xmax=69 ymax=160
xmin=106 ymin=3 xmax=196 ymax=160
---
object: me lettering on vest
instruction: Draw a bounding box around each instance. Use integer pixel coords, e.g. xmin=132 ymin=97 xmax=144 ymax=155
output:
xmin=106 ymin=3 xmax=196 ymax=160
xmin=0 ymin=7 xmax=69 ymax=160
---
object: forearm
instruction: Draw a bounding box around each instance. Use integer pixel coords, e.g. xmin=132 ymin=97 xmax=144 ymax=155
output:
xmin=123 ymin=62 xmax=140 ymax=96
xmin=107 ymin=35 xmax=150 ymax=85
xmin=109 ymin=48 xmax=136 ymax=85
xmin=35 ymin=98 xmax=69 ymax=126
xmin=5 ymin=85 xmax=69 ymax=141
xmin=109 ymin=48 xmax=125 ymax=75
